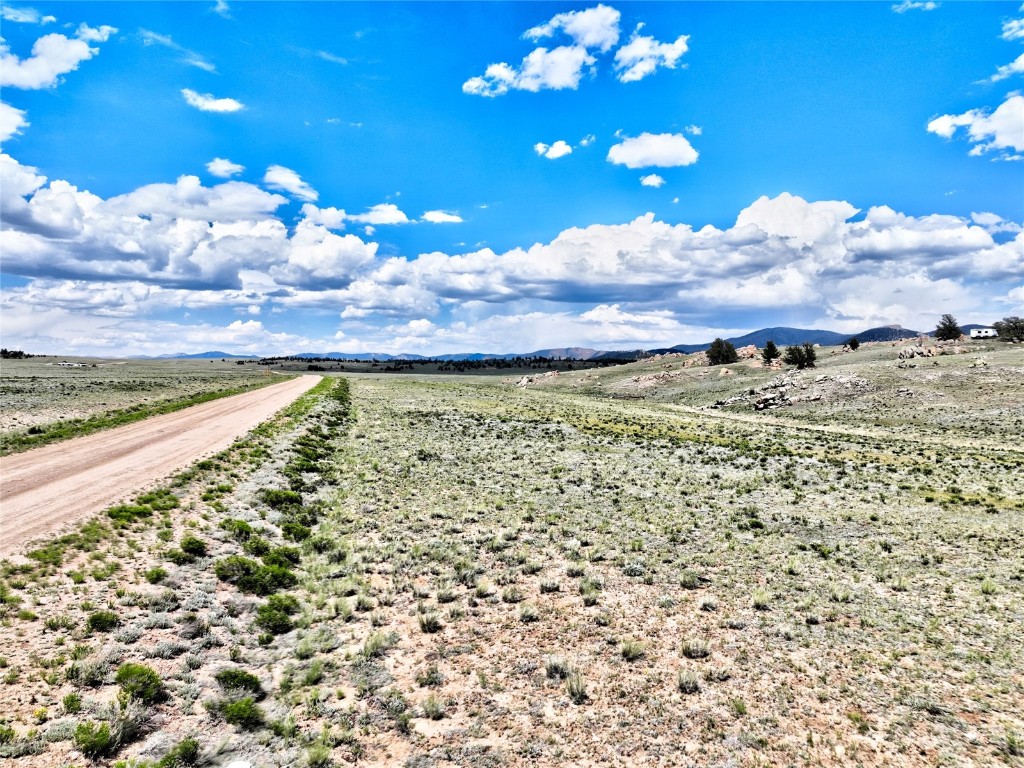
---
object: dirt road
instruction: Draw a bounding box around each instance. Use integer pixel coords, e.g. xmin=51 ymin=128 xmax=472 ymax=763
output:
xmin=0 ymin=374 xmax=321 ymax=556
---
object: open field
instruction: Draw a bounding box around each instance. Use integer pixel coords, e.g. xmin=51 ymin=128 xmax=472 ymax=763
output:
xmin=0 ymin=346 xmax=1021 ymax=767
xmin=0 ymin=358 xmax=274 ymax=454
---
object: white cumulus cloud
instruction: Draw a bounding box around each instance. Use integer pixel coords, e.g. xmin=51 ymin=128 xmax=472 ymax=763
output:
xmin=206 ymin=157 xmax=244 ymax=178
xmin=0 ymin=23 xmax=116 ymax=89
xmin=524 ymin=4 xmax=621 ymax=52
xmin=181 ymin=88 xmax=244 ymax=113
xmin=463 ymin=45 xmax=596 ymax=96
xmin=927 ymin=92 xmax=1024 ymax=158
xmin=1 ymin=5 xmax=56 ymax=24
xmin=0 ymin=101 xmax=29 ymax=142
xmin=613 ymin=24 xmax=689 ymax=83
xmin=263 ymin=165 xmax=318 ymax=202
xmin=422 ymin=210 xmax=464 ymax=223
xmin=346 ymin=203 xmax=410 ymax=225
xmin=639 ymin=174 xmax=665 ymax=187
xmin=1002 ymin=17 xmax=1024 ymax=42
xmin=534 ymin=140 xmax=573 ymax=159
xmin=607 ymin=132 xmax=699 ymax=168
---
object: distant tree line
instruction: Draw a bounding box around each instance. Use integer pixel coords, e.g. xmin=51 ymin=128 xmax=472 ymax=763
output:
xmin=0 ymin=349 xmax=34 ymax=359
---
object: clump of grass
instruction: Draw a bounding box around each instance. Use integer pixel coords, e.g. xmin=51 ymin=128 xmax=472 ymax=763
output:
xmin=362 ymin=631 xmax=398 ymax=658
xmin=681 ymin=638 xmax=710 ymax=659
xmin=751 ymin=588 xmax=771 ymax=611
xmin=422 ymin=694 xmax=445 ymax=720
xmin=416 ymin=664 xmax=444 ymax=688
xmin=418 ymin=612 xmax=443 ymax=633
xmin=621 ymin=639 xmax=645 ymax=662
xmin=545 ymin=657 xmax=570 ymax=680
xmin=677 ymin=671 xmax=700 ymax=694
xmin=566 ymin=670 xmax=588 ymax=704
xmin=519 ymin=604 xmax=540 ymax=623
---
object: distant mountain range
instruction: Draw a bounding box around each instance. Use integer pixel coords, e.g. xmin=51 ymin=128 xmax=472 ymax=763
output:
xmin=130 ymin=351 xmax=255 ymax=360
xmin=138 ymin=323 xmax=991 ymax=362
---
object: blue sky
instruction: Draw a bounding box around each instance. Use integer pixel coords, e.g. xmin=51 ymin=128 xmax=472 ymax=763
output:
xmin=1 ymin=1 xmax=1021 ymax=356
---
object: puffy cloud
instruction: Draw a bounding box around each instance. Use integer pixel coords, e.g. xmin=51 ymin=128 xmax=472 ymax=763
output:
xmin=579 ymin=133 xmax=596 ymax=146
xmin=463 ymin=45 xmax=596 ymax=96
xmin=140 ymin=28 xmax=215 ymax=72
xmin=181 ymin=88 xmax=244 ymax=113
xmin=613 ymin=24 xmax=689 ymax=83
xmin=1 ymin=5 xmax=56 ymax=24
xmin=524 ymin=5 xmax=621 ymax=52
xmin=534 ymin=140 xmax=573 ymax=159
xmin=346 ymin=203 xmax=410 ymax=225
xmin=0 ymin=100 xmax=29 ymax=142
xmin=300 ymin=203 xmax=347 ymax=229
xmin=263 ymin=165 xmax=318 ymax=202
xmin=988 ymin=52 xmax=1024 ymax=83
xmin=3 ymin=149 xmax=1018 ymax=354
xmin=639 ymin=174 xmax=665 ymax=187
xmin=971 ymin=211 xmax=1022 ymax=234
xmin=891 ymin=0 xmax=937 ymax=12
xmin=927 ymin=92 xmax=1024 ymax=157
xmin=206 ymin=157 xmax=244 ymax=178
xmin=213 ymin=0 xmax=231 ymax=19
xmin=422 ymin=210 xmax=463 ymax=223
xmin=607 ymin=132 xmax=699 ymax=168
xmin=0 ymin=23 xmax=116 ymax=89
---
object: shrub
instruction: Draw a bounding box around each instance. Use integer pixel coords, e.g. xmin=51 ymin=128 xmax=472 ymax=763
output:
xmin=254 ymin=594 xmax=299 ymax=635
xmin=74 ymin=721 xmax=113 ymax=758
xmin=847 ymin=337 xmax=860 ymax=350
xmin=87 ymin=610 xmax=120 ymax=632
xmin=137 ymin=489 xmax=179 ymax=511
xmin=115 ymin=663 xmax=164 ymax=704
xmin=107 ymin=504 xmax=152 ymax=526
xmin=63 ymin=692 xmax=83 ymax=713
xmin=179 ymin=536 xmax=207 ymax=557
xmin=280 ymin=522 xmax=312 ymax=542
xmin=214 ymin=555 xmax=259 ymax=584
xmin=238 ymin=565 xmax=298 ymax=596
xmin=242 ymin=536 xmax=272 ymax=556
xmin=259 ymin=489 xmax=302 ymax=509
xmin=220 ymin=518 xmax=254 ymax=541
xmin=144 ymin=567 xmax=168 ymax=584
xmin=214 ymin=669 xmax=265 ymax=699
xmin=707 ymin=338 xmax=738 ymax=366
xmin=158 ymin=736 xmax=200 ymax=767
xmin=219 ymin=697 xmax=264 ymax=730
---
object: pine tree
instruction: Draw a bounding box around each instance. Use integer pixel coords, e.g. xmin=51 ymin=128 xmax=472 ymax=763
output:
xmin=847 ymin=338 xmax=860 ymax=351
xmin=935 ymin=314 xmax=962 ymax=341
xmin=761 ymin=340 xmax=781 ymax=363
xmin=707 ymin=338 xmax=738 ymax=365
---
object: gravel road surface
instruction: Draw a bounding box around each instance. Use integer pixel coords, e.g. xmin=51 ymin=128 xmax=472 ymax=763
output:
xmin=0 ymin=375 xmax=321 ymax=556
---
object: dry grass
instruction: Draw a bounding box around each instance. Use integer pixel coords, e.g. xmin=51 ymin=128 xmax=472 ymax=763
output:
xmin=0 ymin=346 xmax=1022 ymax=767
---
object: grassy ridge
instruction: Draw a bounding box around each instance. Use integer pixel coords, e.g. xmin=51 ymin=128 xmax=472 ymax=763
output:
xmin=0 ymin=375 xmax=293 ymax=456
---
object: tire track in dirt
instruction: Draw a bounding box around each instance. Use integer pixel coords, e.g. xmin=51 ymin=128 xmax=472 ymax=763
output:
xmin=0 ymin=375 xmax=321 ymax=556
